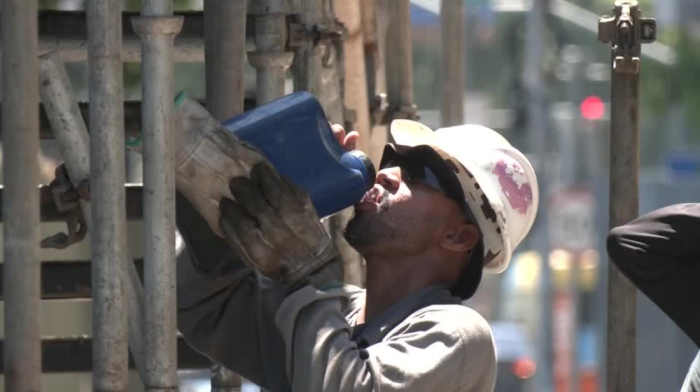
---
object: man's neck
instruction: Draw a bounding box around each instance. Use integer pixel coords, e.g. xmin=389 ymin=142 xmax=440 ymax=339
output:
xmin=358 ymin=253 xmax=445 ymax=325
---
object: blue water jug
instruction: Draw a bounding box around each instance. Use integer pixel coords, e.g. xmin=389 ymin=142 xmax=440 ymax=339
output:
xmin=220 ymin=91 xmax=376 ymax=218
xmin=164 ymin=90 xmax=375 ymax=237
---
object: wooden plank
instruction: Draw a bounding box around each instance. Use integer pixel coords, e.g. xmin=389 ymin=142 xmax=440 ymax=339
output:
xmin=0 ymin=336 xmax=211 ymax=373
xmin=0 ymin=260 xmax=145 ymax=300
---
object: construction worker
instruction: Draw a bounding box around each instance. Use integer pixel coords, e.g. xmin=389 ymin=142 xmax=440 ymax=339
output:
xmin=607 ymin=204 xmax=700 ymax=392
xmin=176 ymin=120 xmax=539 ymax=391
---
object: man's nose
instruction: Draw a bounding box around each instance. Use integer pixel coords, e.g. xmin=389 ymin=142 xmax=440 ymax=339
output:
xmin=375 ymin=166 xmax=401 ymax=193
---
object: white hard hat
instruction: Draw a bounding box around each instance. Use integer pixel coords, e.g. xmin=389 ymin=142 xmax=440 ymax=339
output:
xmin=388 ymin=120 xmax=539 ymax=274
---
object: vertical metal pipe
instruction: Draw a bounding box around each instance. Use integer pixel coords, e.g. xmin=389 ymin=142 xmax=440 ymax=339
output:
xmin=132 ymin=1 xmax=183 ymax=390
xmin=204 ymin=0 xmax=248 ymax=120
xmin=87 ymin=1 xmax=129 ymax=390
xmin=598 ymin=3 xmax=655 ymax=389
xmin=606 ymin=52 xmax=639 ymax=392
xmin=249 ymin=0 xmax=294 ymax=105
xmin=204 ymin=1 xmax=247 ymax=389
xmin=384 ymin=0 xmax=415 ymax=119
xmin=2 ymin=1 xmax=41 ymax=391
xmin=440 ymin=0 xmax=465 ymax=127
xmin=363 ymin=0 xmax=390 ymax=170
xmin=38 ymin=51 xmax=149 ymax=382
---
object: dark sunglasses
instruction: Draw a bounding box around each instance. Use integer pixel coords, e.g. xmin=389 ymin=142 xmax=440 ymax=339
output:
xmin=383 ymin=158 xmax=450 ymax=195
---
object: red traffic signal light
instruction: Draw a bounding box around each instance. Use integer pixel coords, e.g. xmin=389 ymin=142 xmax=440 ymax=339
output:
xmin=580 ymin=96 xmax=605 ymax=120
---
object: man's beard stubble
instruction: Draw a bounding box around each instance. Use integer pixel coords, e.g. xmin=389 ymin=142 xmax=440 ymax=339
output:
xmin=343 ymin=190 xmax=397 ymax=249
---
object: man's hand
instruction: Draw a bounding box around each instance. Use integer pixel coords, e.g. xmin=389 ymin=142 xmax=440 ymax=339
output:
xmin=331 ymin=123 xmax=359 ymax=152
xmin=219 ymin=162 xmax=342 ymax=292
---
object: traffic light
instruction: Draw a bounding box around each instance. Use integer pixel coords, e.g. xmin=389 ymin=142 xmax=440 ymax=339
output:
xmin=579 ymin=96 xmax=605 ymax=121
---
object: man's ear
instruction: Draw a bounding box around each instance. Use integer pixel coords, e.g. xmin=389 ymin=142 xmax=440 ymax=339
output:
xmin=442 ymin=223 xmax=480 ymax=252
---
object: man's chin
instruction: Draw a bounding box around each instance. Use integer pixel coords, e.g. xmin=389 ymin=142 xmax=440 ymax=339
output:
xmin=343 ymin=210 xmax=385 ymax=251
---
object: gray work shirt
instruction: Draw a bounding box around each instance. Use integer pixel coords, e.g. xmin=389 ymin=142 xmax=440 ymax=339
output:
xmin=177 ymin=252 xmax=497 ymax=392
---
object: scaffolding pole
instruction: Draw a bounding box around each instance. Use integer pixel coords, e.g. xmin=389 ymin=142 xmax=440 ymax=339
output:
xmin=86 ymin=1 xmax=129 ymax=390
xmin=384 ymin=0 xmax=416 ymax=120
xmin=334 ymin=0 xmax=372 ymax=155
xmin=204 ymin=0 xmax=248 ymax=389
xmin=205 ymin=0 xmax=248 ymax=120
xmin=362 ymin=0 xmax=390 ymax=168
xmin=1 ymin=1 xmax=41 ymax=391
xmin=599 ymin=2 xmax=656 ymax=390
xmin=440 ymin=0 xmax=465 ymax=127
xmin=249 ymin=0 xmax=294 ymax=105
xmin=38 ymin=51 xmax=149 ymax=384
xmin=132 ymin=1 xmax=183 ymax=391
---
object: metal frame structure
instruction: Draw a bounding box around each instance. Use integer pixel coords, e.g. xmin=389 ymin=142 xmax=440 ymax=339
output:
xmin=0 ymin=0 xmax=396 ymax=390
xmin=0 ymin=0 xmax=662 ymax=391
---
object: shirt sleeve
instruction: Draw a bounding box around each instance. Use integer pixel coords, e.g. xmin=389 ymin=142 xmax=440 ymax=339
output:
xmin=175 ymin=190 xmax=289 ymax=391
xmin=606 ymin=203 xmax=700 ymax=346
xmin=275 ymin=286 xmax=496 ymax=392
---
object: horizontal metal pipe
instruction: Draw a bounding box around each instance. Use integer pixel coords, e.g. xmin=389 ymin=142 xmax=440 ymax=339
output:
xmin=2 ymin=0 xmax=42 ymax=391
xmin=87 ymin=0 xmax=129 ymax=390
xmin=0 ymin=36 xmax=253 ymax=64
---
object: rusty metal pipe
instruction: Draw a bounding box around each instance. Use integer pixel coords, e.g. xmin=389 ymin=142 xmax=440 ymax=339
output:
xmin=87 ymin=0 xmax=129 ymax=390
xmin=133 ymin=0 xmax=183 ymax=390
xmin=203 ymin=0 xmax=248 ymax=388
xmin=2 ymin=0 xmax=41 ymax=391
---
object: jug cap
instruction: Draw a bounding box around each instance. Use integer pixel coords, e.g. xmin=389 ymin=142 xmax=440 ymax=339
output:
xmin=348 ymin=150 xmax=376 ymax=190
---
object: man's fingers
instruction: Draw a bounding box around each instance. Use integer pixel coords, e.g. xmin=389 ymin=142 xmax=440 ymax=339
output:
xmin=228 ymin=175 xmax=271 ymax=216
xmin=252 ymin=163 xmax=307 ymax=213
xmin=219 ymin=198 xmax=283 ymax=277
xmin=343 ymin=131 xmax=359 ymax=152
xmin=331 ymin=123 xmax=346 ymax=148
xmin=219 ymin=198 xmax=258 ymax=266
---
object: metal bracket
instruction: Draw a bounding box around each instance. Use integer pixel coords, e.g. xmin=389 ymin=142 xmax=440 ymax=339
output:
xmin=598 ymin=1 xmax=656 ymax=74
xmin=392 ymin=105 xmax=420 ymax=121
xmin=370 ymin=93 xmax=389 ymax=125
xmin=287 ymin=15 xmax=347 ymax=48
xmin=369 ymin=93 xmax=420 ymax=126
xmin=40 ymin=164 xmax=90 ymax=249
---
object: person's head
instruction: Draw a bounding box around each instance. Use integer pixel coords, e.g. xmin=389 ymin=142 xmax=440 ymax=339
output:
xmin=344 ymin=120 xmax=539 ymax=300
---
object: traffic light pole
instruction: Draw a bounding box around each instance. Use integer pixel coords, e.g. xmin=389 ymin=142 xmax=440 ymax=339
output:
xmin=598 ymin=2 xmax=656 ymax=390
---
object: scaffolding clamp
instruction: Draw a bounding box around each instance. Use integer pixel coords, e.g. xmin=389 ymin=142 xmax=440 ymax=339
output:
xmin=598 ymin=1 xmax=656 ymax=75
xmin=40 ymin=164 xmax=89 ymax=249
xmin=287 ymin=16 xmax=346 ymax=48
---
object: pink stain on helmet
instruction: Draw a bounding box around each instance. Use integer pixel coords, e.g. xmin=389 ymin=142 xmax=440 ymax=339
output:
xmin=492 ymin=160 xmax=533 ymax=215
